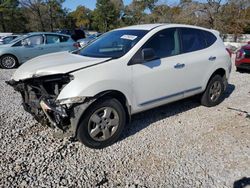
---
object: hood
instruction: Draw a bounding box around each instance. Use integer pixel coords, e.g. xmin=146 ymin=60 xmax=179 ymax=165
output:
xmin=12 ymin=51 xmax=110 ymax=81
xmin=0 ymin=43 xmax=12 ymax=47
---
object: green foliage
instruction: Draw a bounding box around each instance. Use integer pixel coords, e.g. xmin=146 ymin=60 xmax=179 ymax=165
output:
xmin=0 ymin=0 xmax=249 ymax=36
xmin=91 ymin=0 xmax=120 ymax=32
xmin=0 ymin=0 xmax=27 ymax=32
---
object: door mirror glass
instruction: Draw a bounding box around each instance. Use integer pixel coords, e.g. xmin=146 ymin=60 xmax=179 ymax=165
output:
xmin=142 ymin=48 xmax=157 ymax=61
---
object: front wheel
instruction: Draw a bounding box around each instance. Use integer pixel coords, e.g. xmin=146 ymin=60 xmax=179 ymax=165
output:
xmin=0 ymin=55 xmax=18 ymax=69
xmin=201 ymin=75 xmax=225 ymax=107
xmin=77 ymin=98 xmax=126 ymax=149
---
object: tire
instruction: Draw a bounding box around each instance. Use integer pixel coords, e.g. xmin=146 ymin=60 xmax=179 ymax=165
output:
xmin=0 ymin=55 xmax=18 ymax=69
xmin=77 ymin=98 xmax=126 ymax=149
xmin=201 ymin=75 xmax=225 ymax=107
xmin=236 ymin=67 xmax=243 ymax=72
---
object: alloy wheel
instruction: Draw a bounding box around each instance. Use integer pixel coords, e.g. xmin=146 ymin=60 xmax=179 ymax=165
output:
xmin=88 ymin=107 xmax=120 ymax=141
xmin=209 ymin=81 xmax=222 ymax=102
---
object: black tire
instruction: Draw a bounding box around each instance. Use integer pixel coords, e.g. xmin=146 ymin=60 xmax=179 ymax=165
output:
xmin=201 ymin=75 xmax=225 ymax=107
xmin=77 ymin=98 xmax=126 ymax=149
xmin=0 ymin=55 xmax=18 ymax=69
xmin=236 ymin=67 xmax=243 ymax=72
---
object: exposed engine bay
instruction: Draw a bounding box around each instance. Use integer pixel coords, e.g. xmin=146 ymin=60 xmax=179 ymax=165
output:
xmin=6 ymin=74 xmax=74 ymax=131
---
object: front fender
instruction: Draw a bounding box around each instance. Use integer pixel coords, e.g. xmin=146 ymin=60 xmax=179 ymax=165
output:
xmin=57 ymin=64 xmax=133 ymax=107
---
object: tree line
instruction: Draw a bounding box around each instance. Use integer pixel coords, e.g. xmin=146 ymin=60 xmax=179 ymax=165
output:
xmin=0 ymin=0 xmax=249 ymax=36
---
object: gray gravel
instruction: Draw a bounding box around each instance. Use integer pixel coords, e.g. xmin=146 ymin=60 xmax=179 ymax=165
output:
xmin=0 ymin=59 xmax=250 ymax=187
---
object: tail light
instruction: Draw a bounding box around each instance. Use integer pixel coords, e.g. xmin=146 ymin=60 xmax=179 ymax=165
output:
xmin=236 ymin=49 xmax=245 ymax=61
xmin=226 ymin=48 xmax=232 ymax=58
xmin=73 ymin=42 xmax=80 ymax=48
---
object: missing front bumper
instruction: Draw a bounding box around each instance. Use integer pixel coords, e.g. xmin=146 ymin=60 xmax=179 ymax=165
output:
xmin=40 ymin=99 xmax=70 ymax=130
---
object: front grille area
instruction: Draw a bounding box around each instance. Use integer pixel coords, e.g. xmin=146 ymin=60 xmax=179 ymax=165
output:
xmin=7 ymin=74 xmax=73 ymax=128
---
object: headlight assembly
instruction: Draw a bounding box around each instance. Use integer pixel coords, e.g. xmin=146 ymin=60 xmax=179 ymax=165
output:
xmin=57 ymin=96 xmax=86 ymax=105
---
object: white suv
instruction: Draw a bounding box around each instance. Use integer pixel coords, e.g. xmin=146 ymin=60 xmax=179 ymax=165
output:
xmin=7 ymin=24 xmax=231 ymax=149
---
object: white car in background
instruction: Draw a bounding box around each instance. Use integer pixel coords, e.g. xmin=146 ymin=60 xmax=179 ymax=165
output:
xmin=8 ymin=24 xmax=231 ymax=149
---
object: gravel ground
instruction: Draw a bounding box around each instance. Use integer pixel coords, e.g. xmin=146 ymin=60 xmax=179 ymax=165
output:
xmin=0 ymin=59 xmax=249 ymax=187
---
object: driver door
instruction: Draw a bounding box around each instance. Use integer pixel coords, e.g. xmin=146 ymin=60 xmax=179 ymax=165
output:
xmin=19 ymin=35 xmax=45 ymax=62
xmin=131 ymin=28 xmax=187 ymax=112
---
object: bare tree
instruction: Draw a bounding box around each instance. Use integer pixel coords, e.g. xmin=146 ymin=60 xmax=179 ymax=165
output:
xmin=20 ymin=0 xmax=46 ymax=31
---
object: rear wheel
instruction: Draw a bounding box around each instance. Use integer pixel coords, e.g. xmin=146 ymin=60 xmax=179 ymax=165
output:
xmin=201 ymin=75 xmax=224 ymax=107
xmin=0 ymin=55 xmax=18 ymax=69
xmin=77 ymin=98 xmax=126 ymax=149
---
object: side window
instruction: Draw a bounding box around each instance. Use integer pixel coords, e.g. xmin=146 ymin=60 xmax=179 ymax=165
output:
xmin=202 ymin=30 xmax=217 ymax=47
xmin=46 ymin=35 xmax=60 ymax=44
xmin=23 ymin=35 xmax=44 ymax=46
xmin=143 ymin=28 xmax=180 ymax=58
xmin=60 ymin=35 xmax=69 ymax=42
xmin=180 ymin=28 xmax=207 ymax=53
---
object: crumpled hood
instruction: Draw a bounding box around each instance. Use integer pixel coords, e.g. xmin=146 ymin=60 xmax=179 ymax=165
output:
xmin=12 ymin=51 xmax=110 ymax=81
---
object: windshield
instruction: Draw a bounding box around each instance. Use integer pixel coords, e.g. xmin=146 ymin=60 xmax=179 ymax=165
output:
xmin=80 ymin=30 xmax=148 ymax=58
xmin=10 ymin=35 xmax=27 ymax=44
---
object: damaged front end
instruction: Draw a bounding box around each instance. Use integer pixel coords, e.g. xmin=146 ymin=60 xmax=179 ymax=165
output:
xmin=6 ymin=74 xmax=75 ymax=131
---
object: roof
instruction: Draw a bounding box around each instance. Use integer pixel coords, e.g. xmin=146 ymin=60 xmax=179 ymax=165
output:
xmin=27 ymin=32 xmax=70 ymax=37
xmin=116 ymin=24 xmax=164 ymax=31
xmin=115 ymin=23 xmax=217 ymax=33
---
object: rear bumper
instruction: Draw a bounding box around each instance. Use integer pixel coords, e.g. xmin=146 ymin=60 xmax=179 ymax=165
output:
xmin=235 ymin=58 xmax=250 ymax=70
xmin=236 ymin=62 xmax=250 ymax=70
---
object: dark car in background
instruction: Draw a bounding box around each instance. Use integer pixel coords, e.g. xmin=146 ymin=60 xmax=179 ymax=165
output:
xmin=55 ymin=29 xmax=86 ymax=41
xmin=235 ymin=41 xmax=250 ymax=71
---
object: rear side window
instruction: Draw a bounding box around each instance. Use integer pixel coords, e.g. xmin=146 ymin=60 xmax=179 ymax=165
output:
xmin=46 ymin=35 xmax=69 ymax=44
xmin=180 ymin=28 xmax=207 ymax=53
xmin=60 ymin=35 xmax=69 ymax=42
xmin=46 ymin=35 xmax=60 ymax=44
xmin=202 ymin=30 xmax=217 ymax=47
xmin=143 ymin=28 xmax=180 ymax=58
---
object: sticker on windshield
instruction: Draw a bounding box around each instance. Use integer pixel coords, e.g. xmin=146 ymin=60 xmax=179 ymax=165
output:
xmin=121 ymin=35 xmax=138 ymax=40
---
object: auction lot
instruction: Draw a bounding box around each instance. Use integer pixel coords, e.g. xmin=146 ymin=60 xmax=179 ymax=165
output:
xmin=0 ymin=57 xmax=249 ymax=187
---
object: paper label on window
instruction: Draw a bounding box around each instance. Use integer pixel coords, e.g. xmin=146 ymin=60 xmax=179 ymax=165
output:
xmin=121 ymin=35 xmax=138 ymax=40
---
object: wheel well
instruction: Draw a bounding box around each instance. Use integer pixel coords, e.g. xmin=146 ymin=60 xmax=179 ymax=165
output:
xmin=94 ymin=90 xmax=131 ymax=124
xmin=0 ymin=54 xmax=19 ymax=64
xmin=206 ymin=68 xmax=226 ymax=88
xmin=212 ymin=68 xmax=226 ymax=78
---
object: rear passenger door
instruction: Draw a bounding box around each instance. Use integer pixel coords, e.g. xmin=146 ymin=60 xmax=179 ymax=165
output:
xmin=178 ymin=28 xmax=217 ymax=97
xmin=44 ymin=34 xmax=63 ymax=54
xmin=44 ymin=34 xmax=72 ymax=54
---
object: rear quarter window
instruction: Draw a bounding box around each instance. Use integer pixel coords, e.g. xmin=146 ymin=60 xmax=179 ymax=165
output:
xmin=202 ymin=31 xmax=217 ymax=47
xmin=180 ymin=28 xmax=207 ymax=53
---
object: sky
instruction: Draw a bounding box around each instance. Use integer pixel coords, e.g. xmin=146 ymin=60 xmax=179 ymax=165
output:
xmin=63 ymin=0 xmax=132 ymax=11
xmin=63 ymin=0 xmax=182 ymax=11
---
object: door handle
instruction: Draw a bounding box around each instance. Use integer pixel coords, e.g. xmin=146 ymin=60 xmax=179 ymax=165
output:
xmin=209 ymin=56 xmax=216 ymax=61
xmin=174 ymin=63 xmax=185 ymax=69
xmin=38 ymin=47 xmax=43 ymax=50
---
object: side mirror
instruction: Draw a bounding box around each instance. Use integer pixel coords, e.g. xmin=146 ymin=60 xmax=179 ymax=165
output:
xmin=142 ymin=48 xmax=157 ymax=62
xmin=248 ymin=41 xmax=250 ymax=44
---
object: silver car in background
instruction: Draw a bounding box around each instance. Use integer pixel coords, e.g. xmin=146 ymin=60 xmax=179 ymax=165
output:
xmin=77 ymin=33 xmax=102 ymax=47
xmin=0 ymin=32 xmax=78 ymax=69
xmin=0 ymin=35 xmax=20 ymax=45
